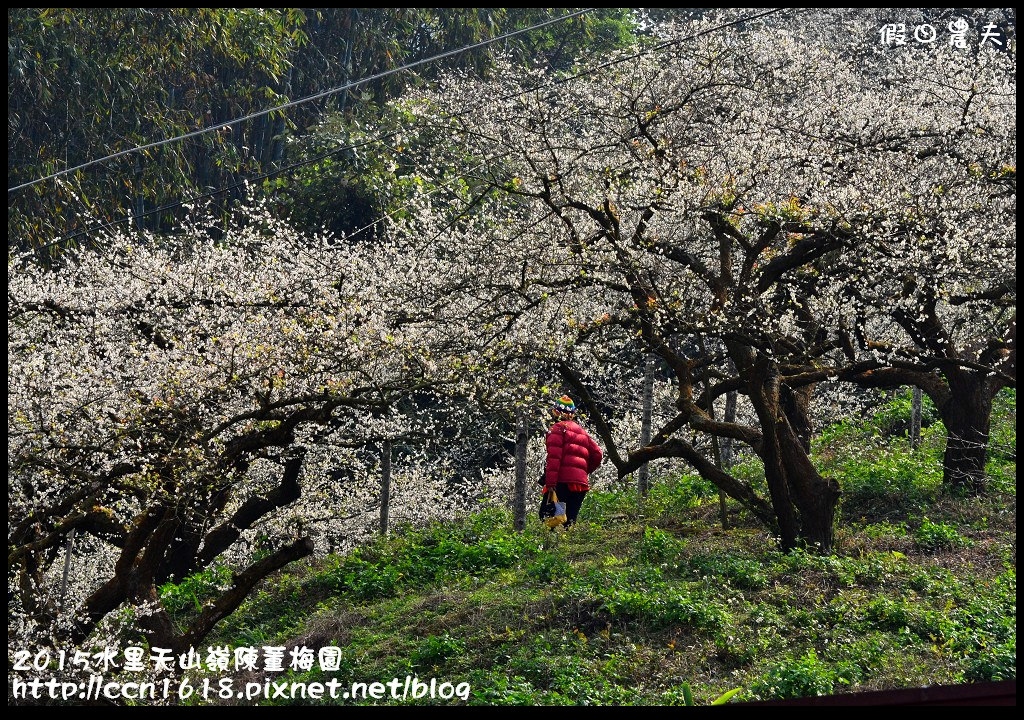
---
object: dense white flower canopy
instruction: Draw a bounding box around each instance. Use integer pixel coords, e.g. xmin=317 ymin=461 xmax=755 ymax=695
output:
xmin=7 ymin=9 xmax=1014 ymax=653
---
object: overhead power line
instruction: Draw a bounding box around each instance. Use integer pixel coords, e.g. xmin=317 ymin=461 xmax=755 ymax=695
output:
xmin=8 ymin=8 xmax=594 ymax=194
xmin=37 ymin=134 xmax=394 ymax=251
xmin=550 ymin=8 xmax=787 ymax=87
xmin=38 ymin=8 xmax=792 ymax=250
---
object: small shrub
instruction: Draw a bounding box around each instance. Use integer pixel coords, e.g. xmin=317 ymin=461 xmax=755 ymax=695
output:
xmin=411 ymin=633 xmax=466 ymax=669
xmin=730 ymin=457 xmax=768 ymax=496
xmin=750 ymin=649 xmax=860 ymax=700
xmin=563 ymin=568 xmax=728 ymax=631
xmin=914 ymin=517 xmax=969 ymax=551
xmin=837 ymin=449 xmax=942 ymax=503
xmin=159 ymin=565 xmax=233 ymax=616
xmin=846 ymin=551 xmax=907 ymax=587
xmin=465 ymin=671 xmax=542 ymax=705
xmin=311 ymin=512 xmax=538 ymax=601
xmin=983 ymin=391 xmax=1017 ymax=494
xmin=871 ymin=389 xmax=939 ymax=438
xmin=965 ymin=640 xmax=1016 ymax=681
xmin=602 ymin=585 xmax=728 ymax=629
xmin=639 ymin=527 xmax=681 ymax=564
xmin=863 ymin=596 xmax=914 ymax=634
xmin=685 ymin=553 xmax=768 ymax=590
xmin=860 ymin=521 xmax=910 ymax=541
xmin=526 ymin=553 xmax=572 ymax=584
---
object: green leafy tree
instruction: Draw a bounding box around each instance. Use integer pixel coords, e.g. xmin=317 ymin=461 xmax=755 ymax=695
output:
xmin=9 ymin=8 xmax=307 ymax=248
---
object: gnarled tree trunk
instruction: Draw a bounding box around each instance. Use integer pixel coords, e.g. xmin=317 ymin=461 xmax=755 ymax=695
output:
xmin=746 ymin=358 xmax=840 ymax=551
xmin=939 ymin=369 xmax=997 ymax=494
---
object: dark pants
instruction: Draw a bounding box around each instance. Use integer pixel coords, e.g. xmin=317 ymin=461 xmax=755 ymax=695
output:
xmin=555 ymin=482 xmax=587 ymax=527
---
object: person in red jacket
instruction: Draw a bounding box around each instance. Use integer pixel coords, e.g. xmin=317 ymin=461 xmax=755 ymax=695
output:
xmin=544 ymin=395 xmax=603 ymax=528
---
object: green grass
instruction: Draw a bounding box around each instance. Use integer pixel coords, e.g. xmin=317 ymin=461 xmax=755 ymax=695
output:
xmin=162 ymin=390 xmax=1015 ymax=705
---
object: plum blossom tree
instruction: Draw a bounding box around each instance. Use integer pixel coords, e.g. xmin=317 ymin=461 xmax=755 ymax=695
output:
xmin=395 ymin=12 xmax=1014 ymax=547
xmin=820 ymin=45 xmax=1016 ymax=492
xmin=7 ymin=203 xmax=488 ymax=651
xmin=8 ymin=9 xmax=1014 ymax=655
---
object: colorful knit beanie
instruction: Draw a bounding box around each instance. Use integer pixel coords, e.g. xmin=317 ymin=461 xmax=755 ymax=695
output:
xmin=551 ymin=394 xmax=576 ymax=419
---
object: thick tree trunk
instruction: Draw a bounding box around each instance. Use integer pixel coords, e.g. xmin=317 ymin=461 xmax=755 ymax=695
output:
xmin=907 ymin=310 xmax=1010 ymax=491
xmin=776 ymin=419 xmax=839 ymax=550
xmin=843 ymin=365 xmax=999 ymax=494
xmin=780 ymin=383 xmax=814 ymax=453
xmin=940 ymin=370 xmax=995 ymax=494
xmin=68 ymin=503 xmax=168 ymax=645
xmin=756 ymin=421 xmax=801 ymax=551
xmin=745 ymin=359 xmax=839 ymax=551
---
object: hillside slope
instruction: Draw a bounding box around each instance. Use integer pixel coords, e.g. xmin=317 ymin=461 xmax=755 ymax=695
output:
xmin=163 ymin=391 xmax=1016 ymax=705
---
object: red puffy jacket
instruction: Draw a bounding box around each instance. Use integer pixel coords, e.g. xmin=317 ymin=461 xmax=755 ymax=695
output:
xmin=544 ymin=420 xmax=603 ymax=492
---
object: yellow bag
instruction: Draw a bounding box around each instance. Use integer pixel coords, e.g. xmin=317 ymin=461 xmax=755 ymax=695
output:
xmin=540 ymin=489 xmax=567 ymax=529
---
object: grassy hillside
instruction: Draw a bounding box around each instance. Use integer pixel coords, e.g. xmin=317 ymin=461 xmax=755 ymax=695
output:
xmin=163 ymin=390 xmax=1016 ymax=705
